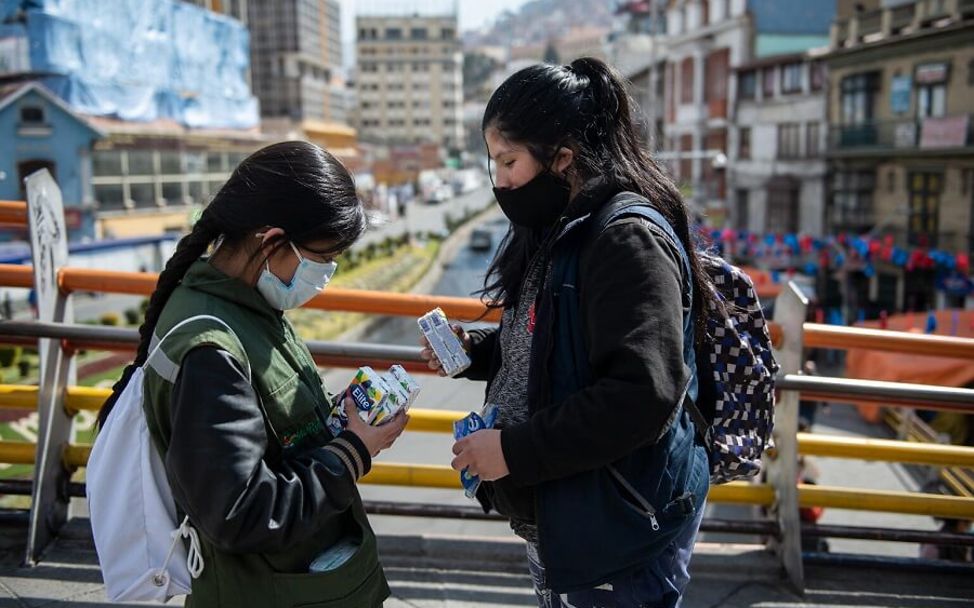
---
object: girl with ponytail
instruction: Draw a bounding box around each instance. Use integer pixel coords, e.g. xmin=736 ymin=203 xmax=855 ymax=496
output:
xmin=98 ymin=141 xmax=403 ymax=606
xmin=423 ymin=58 xmax=716 ymax=605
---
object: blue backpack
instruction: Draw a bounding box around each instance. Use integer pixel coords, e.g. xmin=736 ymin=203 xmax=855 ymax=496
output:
xmin=595 ymin=195 xmax=780 ymax=484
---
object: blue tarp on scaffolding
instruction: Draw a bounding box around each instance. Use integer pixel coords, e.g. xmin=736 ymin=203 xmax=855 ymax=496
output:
xmin=0 ymin=0 xmax=258 ymax=128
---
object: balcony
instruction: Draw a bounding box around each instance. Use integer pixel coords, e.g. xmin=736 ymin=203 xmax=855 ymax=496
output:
xmin=831 ymin=0 xmax=968 ymax=48
xmin=828 ymin=115 xmax=974 ymax=155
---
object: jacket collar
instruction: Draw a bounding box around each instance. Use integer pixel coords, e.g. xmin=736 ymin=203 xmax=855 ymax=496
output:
xmin=180 ymin=259 xmax=283 ymax=321
xmin=554 ymin=176 xmax=622 ymax=242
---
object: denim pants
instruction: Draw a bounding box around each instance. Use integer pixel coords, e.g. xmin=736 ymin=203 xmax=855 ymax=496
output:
xmin=525 ymin=502 xmax=706 ymax=608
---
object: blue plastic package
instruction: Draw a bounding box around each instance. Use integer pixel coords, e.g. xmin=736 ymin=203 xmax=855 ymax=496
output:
xmin=453 ymin=403 xmax=499 ymax=499
xmin=309 ymin=538 xmax=360 ymax=572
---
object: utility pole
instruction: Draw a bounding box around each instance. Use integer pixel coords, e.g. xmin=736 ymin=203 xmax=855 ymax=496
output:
xmin=648 ymin=0 xmax=660 ymax=152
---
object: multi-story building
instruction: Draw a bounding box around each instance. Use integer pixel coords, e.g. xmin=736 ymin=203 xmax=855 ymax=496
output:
xmin=355 ymin=13 xmax=464 ymax=151
xmin=0 ymin=0 xmax=262 ymax=240
xmin=86 ymin=118 xmax=265 ymax=239
xmin=825 ymin=0 xmax=974 ymax=311
xmin=729 ymin=51 xmax=828 ymax=237
xmin=660 ymin=0 xmax=833 ymax=225
xmin=615 ymin=1 xmax=669 ymax=153
xmin=246 ymin=0 xmax=348 ymax=124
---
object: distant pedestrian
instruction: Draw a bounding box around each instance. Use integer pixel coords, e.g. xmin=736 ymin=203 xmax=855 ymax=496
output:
xmin=920 ymin=519 xmax=972 ymax=562
xmin=799 ymin=359 xmax=821 ymax=429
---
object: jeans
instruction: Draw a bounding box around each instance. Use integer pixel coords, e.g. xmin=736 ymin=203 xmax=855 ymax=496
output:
xmin=525 ymin=502 xmax=706 ymax=608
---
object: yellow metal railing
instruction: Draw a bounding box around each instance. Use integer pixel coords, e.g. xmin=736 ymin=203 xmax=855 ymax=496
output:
xmin=797 ymin=432 xmax=974 ymax=468
xmin=3 ymin=385 xmax=974 ymax=519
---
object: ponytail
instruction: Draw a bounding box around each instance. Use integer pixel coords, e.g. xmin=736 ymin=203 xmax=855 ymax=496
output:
xmin=96 ymin=216 xmax=220 ymax=427
xmin=482 ymin=57 xmax=721 ymax=346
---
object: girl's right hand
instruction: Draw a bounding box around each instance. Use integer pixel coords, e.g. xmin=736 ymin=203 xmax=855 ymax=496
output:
xmin=343 ymin=397 xmax=408 ymax=457
xmin=419 ymin=324 xmax=470 ymax=377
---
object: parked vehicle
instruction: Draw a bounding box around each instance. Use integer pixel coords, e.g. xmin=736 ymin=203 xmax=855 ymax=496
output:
xmin=469 ymin=228 xmax=493 ymax=252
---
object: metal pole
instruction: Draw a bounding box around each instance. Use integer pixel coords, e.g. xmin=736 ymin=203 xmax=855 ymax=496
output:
xmin=768 ymin=281 xmax=808 ymax=593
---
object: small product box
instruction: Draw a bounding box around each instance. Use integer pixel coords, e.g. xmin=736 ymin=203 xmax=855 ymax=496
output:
xmin=418 ymin=308 xmax=471 ymax=377
xmin=453 ymin=403 xmax=499 ymax=499
xmin=326 ymin=365 xmax=421 ymax=433
xmin=388 ymin=364 xmax=421 ymax=406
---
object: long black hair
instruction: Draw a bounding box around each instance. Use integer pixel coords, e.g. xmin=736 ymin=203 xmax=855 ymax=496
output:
xmin=97 ymin=140 xmax=365 ymax=427
xmin=481 ymin=57 xmax=718 ymax=344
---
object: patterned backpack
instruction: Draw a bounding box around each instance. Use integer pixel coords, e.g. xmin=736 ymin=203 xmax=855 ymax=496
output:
xmin=596 ymin=195 xmax=780 ymax=484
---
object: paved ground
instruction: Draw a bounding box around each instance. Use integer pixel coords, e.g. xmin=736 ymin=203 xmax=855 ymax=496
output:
xmin=0 ymin=518 xmax=972 ymax=608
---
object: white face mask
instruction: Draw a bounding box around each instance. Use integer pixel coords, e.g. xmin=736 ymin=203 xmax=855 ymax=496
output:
xmin=256 ymin=242 xmax=337 ymax=310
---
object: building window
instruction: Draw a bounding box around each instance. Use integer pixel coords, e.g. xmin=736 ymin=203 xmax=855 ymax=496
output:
xmin=916 ymin=82 xmax=946 ymax=117
xmin=410 ymin=27 xmax=427 ymax=40
xmin=806 ymin=122 xmax=820 ymax=157
xmin=738 ymin=127 xmax=751 ymax=159
xmin=704 ymin=48 xmax=729 ymax=115
xmin=762 ymin=67 xmax=775 ymax=98
xmin=129 ymin=182 xmax=155 ymax=208
xmin=781 ymin=62 xmax=802 ymax=93
xmin=839 ymin=73 xmax=880 ymax=150
xmin=19 ymin=106 xmax=44 ymax=124
xmin=736 ymin=189 xmax=749 ymax=231
xmin=739 ymin=70 xmax=756 ymax=100
xmin=93 ymin=150 xmax=123 ymax=176
xmin=680 ymin=57 xmax=693 ymax=104
xmin=767 ymin=176 xmax=799 ymax=234
xmin=914 ymin=63 xmax=949 ymax=118
xmin=206 ymin=153 xmax=225 ymax=173
xmin=160 ymin=152 xmax=181 ymax=174
xmin=127 ymin=151 xmax=154 ymax=176
xmin=94 ymin=184 xmax=125 ymax=211
xmin=831 ymin=171 xmax=875 ymax=232
xmin=777 ymin=123 xmax=801 ymax=159
xmin=841 ymin=73 xmax=880 ymax=124
xmin=441 ymin=28 xmax=455 ymax=40
xmin=161 ymin=182 xmax=183 ymax=205
xmin=385 ymin=28 xmax=402 ymax=40
xmin=679 ymin=134 xmax=693 ymax=182
xmin=810 ymin=61 xmax=824 ymax=91
xmin=908 ymin=172 xmax=941 ymax=247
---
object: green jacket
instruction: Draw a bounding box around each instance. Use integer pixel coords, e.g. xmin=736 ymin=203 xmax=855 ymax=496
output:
xmin=143 ymin=260 xmax=389 ymax=607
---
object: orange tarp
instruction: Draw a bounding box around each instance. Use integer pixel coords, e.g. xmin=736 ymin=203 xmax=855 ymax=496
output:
xmin=845 ymin=309 xmax=974 ymax=422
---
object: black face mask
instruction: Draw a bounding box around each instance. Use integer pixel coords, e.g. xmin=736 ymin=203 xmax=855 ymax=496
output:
xmin=493 ymin=170 xmax=572 ymax=230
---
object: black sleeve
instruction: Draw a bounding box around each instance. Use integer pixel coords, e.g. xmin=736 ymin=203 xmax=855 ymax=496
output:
xmin=501 ymin=220 xmax=690 ymax=485
xmin=455 ymin=326 xmax=498 ymax=382
xmin=166 ymin=346 xmax=372 ymax=554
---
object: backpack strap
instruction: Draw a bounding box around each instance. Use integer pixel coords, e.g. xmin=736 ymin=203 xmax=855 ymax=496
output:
xmin=593 ymin=193 xmax=692 ymax=291
xmin=146 ymin=315 xmax=251 ymax=384
xmin=592 ymin=193 xmax=712 ymax=443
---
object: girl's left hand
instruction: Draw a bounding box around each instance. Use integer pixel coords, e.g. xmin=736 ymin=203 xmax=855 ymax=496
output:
xmin=451 ymin=429 xmax=509 ymax=481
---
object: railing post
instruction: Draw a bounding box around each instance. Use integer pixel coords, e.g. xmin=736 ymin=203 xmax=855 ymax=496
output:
xmin=24 ymin=170 xmax=76 ymax=565
xmin=768 ymin=281 xmax=808 ymax=592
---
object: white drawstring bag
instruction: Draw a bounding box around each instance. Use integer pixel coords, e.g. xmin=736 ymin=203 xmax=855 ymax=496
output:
xmin=87 ymin=315 xmax=247 ymax=602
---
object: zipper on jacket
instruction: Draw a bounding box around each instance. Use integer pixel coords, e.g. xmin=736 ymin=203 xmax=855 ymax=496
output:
xmin=608 ymin=465 xmax=660 ymax=531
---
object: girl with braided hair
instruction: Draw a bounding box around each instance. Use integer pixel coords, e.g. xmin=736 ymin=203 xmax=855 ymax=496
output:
xmin=98 ymin=141 xmax=404 ymax=607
